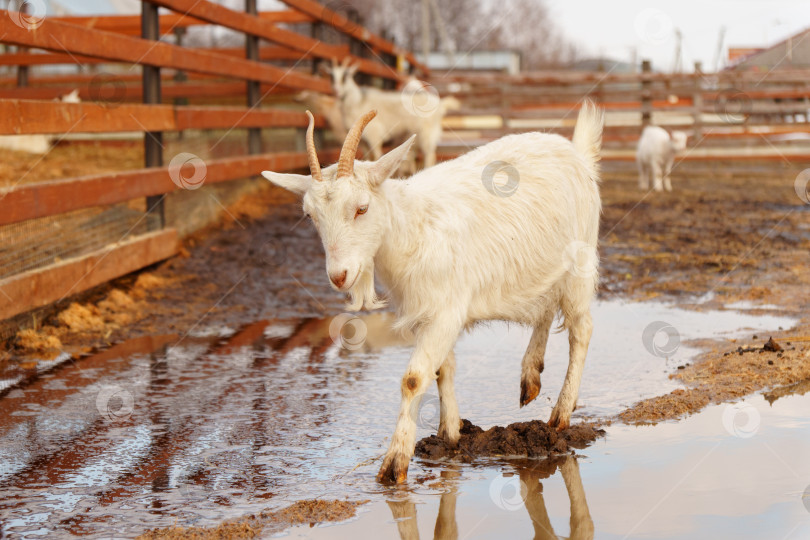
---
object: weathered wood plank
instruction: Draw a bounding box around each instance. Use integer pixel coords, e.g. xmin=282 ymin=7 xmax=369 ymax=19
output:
xmin=0 ymin=229 xmax=178 ymax=321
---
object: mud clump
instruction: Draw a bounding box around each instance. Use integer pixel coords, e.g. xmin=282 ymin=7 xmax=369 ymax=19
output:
xmin=415 ymin=419 xmax=605 ymax=460
xmin=762 ymin=336 xmax=783 ymax=352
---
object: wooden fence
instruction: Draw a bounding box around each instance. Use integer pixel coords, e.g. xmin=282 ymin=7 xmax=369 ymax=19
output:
xmin=0 ymin=0 xmax=427 ymax=323
xmin=434 ymin=63 xmax=810 ymax=163
xmin=1 ymin=0 xmax=809 ymax=324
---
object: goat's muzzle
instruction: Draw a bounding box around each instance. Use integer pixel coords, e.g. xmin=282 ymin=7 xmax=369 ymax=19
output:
xmin=330 ymin=270 xmax=348 ymax=289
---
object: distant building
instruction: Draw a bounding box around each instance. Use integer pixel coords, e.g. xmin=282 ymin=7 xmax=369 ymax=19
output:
xmin=726 ymin=27 xmax=810 ymax=71
xmin=415 ymin=50 xmax=522 ymax=75
xmin=568 ymin=58 xmax=637 ymax=73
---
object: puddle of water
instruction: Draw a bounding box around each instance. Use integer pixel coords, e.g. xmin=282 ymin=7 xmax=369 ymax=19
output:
xmin=0 ymin=300 xmax=799 ymax=537
xmin=296 ymin=392 xmax=810 ymax=540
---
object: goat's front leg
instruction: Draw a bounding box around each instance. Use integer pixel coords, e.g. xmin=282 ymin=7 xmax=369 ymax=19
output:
xmin=637 ymin=162 xmax=648 ymax=190
xmin=651 ymin=162 xmax=664 ymax=192
xmin=663 ymin=159 xmax=674 ymax=192
xmin=520 ymin=310 xmax=554 ymax=407
xmin=437 ymin=350 xmax=461 ymax=446
xmin=378 ymin=321 xmax=461 ymax=483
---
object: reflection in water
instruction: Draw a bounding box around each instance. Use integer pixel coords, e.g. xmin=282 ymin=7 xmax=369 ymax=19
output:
xmin=0 ymin=303 xmax=802 ymax=538
xmin=387 ymin=457 xmax=594 ymax=540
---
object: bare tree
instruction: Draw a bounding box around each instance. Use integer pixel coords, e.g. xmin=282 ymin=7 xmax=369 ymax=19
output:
xmin=329 ymin=0 xmax=577 ymax=70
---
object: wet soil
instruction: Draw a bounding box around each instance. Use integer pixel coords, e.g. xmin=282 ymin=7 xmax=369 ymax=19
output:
xmin=415 ymin=419 xmax=605 ymax=460
xmin=3 ymin=159 xmax=810 ymax=424
xmin=138 ymin=499 xmax=367 ymax=540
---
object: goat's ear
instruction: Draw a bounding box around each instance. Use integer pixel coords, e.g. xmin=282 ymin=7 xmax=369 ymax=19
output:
xmin=367 ymin=135 xmax=416 ymax=185
xmin=346 ymin=62 xmax=359 ymax=77
xmin=261 ymin=171 xmax=312 ymax=196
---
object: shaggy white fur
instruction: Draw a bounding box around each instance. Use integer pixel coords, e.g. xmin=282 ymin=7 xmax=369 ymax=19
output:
xmin=263 ymin=101 xmax=604 ymax=483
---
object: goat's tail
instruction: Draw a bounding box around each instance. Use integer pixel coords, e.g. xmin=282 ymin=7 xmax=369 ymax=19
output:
xmin=572 ymin=99 xmax=604 ymax=181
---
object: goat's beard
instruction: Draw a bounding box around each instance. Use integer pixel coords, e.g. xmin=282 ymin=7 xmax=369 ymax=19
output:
xmin=345 ymin=263 xmax=386 ymax=311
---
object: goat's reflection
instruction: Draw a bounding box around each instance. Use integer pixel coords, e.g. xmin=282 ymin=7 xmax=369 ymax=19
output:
xmin=387 ymin=456 xmax=593 ymax=540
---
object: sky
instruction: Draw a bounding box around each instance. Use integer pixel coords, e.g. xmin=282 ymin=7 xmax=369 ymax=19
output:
xmin=544 ymin=0 xmax=810 ymax=72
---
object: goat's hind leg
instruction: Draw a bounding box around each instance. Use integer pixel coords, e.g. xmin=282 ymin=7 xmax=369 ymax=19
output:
xmin=437 ymin=351 xmax=461 ymax=446
xmin=520 ymin=310 xmax=554 ymax=407
xmin=549 ymin=283 xmax=594 ymax=431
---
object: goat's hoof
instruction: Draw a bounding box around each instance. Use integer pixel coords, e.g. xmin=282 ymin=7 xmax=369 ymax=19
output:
xmin=548 ymin=409 xmax=570 ymax=431
xmin=437 ymin=423 xmax=460 ymax=448
xmin=377 ymin=452 xmax=411 ymax=484
xmin=520 ymin=378 xmax=540 ymax=407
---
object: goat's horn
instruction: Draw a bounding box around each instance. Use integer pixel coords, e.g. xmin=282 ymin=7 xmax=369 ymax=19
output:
xmin=305 ymin=110 xmax=323 ymax=182
xmin=336 ymin=109 xmax=376 ymax=179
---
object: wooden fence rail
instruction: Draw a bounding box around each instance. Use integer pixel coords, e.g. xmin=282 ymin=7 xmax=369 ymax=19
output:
xmin=0 ymin=0 xmax=416 ymax=323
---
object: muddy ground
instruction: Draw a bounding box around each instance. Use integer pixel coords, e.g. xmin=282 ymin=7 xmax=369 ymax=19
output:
xmin=4 ymin=158 xmax=809 ymax=426
xmin=2 ymin=152 xmax=809 ymax=536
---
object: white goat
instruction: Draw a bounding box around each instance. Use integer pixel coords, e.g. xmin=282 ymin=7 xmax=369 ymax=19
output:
xmin=262 ymin=102 xmax=604 ymax=483
xmin=329 ymin=59 xmax=459 ymax=168
xmin=0 ymin=90 xmax=82 ymax=154
xmin=636 ymin=126 xmax=688 ymax=192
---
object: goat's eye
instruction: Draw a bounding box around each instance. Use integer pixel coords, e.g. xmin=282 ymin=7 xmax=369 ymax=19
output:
xmin=355 ymin=205 xmax=368 ymax=218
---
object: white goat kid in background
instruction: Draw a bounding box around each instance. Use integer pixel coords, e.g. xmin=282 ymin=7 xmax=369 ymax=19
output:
xmin=263 ymin=102 xmax=604 ymax=483
xmin=329 ymin=59 xmax=456 ymax=168
xmin=0 ymin=89 xmax=82 ymax=154
xmin=636 ymin=125 xmax=688 ymax=192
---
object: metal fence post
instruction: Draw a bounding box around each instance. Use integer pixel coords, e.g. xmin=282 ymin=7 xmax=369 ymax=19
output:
xmin=245 ymin=0 xmax=262 ymax=155
xmin=310 ymin=20 xmax=323 ymax=76
xmin=142 ymin=1 xmax=164 ymax=228
xmin=692 ymin=61 xmax=703 ymax=142
xmin=641 ymin=59 xmax=652 ymax=128
xmin=347 ymin=9 xmax=371 ymax=87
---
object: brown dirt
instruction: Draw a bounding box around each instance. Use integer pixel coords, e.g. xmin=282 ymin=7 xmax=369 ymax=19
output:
xmin=0 ymin=142 xmax=143 ymax=188
xmin=3 ymin=160 xmax=809 ymax=425
xmin=137 ymin=499 xmax=367 ymax=540
xmin=620 ymin=334 xmax=810 ymax=424
xmin=600 ymin=162 xmax=810 ymax=423
xmin=415 ymin=419 xmax=605 ymax=460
